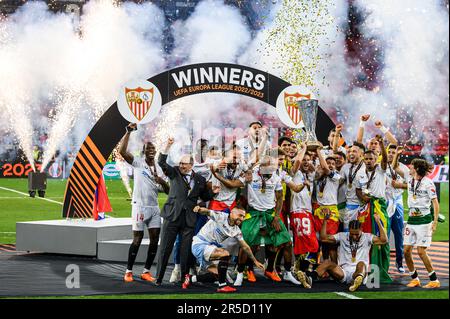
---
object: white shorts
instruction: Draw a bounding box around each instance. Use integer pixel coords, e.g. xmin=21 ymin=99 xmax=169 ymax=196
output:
xmin=192 ymin=237 xmax=240 ymax=270
xmin=404 ymin=223 xmax=432 ymax=248
xmin=131 ymin=205 xmax=161 ymax=231
xmin=192 ymin=238 xmax=218 ymax=270
xmin=340 ymin=264 xmax=368 ymax=285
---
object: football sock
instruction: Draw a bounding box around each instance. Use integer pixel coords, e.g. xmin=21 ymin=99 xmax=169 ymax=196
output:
xmin=127 ymin=242 xmax=140 ymax=271
xmin=284 ymin=260 xmax=292 ymax=272
xmin=429 ymin=271 xmax=437 ymax=281
xmin=266 ymin=250 xmax=276 ymax=272
xmin=144 ymin=242 xmax=158 ymax=271
xmin=218 ymin=261 xmax=228 ymax=286
xmin=237 ymin=263 xmax=245 ymax=273
xmin=275 ymin=247 xmax=283 ymax=272
xmin=247 ymin=259 xmax=254 ymax=272
xmin=410 ymin=270 xmax=418 ymax=279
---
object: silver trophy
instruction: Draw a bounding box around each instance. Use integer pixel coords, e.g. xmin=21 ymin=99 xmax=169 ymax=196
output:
xmin=297 ymin=99 xmax=321 ymax=151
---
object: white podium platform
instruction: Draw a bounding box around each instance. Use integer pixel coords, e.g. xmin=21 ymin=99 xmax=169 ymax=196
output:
xmin=98 ymin=239 xmax=151 ymax=263
xmin=16 ymin=218 xmax=139 ymax=257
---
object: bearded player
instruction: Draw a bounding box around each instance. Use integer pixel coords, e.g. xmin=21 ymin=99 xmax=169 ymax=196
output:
xmin=120 ymin=123 xmax=169 ymax=283
xmin=234 ymin=151 xmax=295 ymax=286
xmin=313 ymin=145 xmax=341 ymax=263
xmin=340 ymin=141 xmax=367 ymax=231
xmin=355 ymin=135 xmax=391 ymax=283
xmin=184 ymin=205 xmax=265 ymax=293
xmin=299 ymin=211 xmax=387 ymax=291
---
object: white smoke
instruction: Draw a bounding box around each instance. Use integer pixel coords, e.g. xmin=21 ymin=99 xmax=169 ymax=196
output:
xmin=0 ymin=0 xmax=166 ymax=170
xmin=345 ymin=0 xmax=449 ymax=143
xmin=155 ymin=0 xmax=255 ymax=155
xmin=171 ymin=0 xmax=251 ymax=64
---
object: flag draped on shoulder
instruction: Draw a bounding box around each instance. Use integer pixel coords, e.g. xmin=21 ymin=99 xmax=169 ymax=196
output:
xmin=92 ymin=175 xmax=112 ymax=220
xmin=358 ymin=197 xmax=392 ymax=284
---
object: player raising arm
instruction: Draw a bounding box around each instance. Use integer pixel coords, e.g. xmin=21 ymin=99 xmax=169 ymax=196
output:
xmin=185 ymin=206 xmax=265 ymax=293
xmin=298 ymin=211 xmax=387 ymax=292
xmin=119 ymin=123 xmax=169 ymax=283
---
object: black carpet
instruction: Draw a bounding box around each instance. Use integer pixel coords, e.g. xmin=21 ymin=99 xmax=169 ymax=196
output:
xmin=0 ymin=252 xmax=447 ymax=297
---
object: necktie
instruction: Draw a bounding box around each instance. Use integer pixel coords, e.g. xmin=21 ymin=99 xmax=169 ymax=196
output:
xmin=183 ymin=174 xmax=191 ymax=190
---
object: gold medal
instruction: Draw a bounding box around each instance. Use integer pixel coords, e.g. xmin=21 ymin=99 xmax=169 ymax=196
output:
xmin=261 ymin=188 xmax=266 ymax=194
xmin=348 ymin=183 xmax=352 ymax=189
xmin=352 ymin=257 xmax=356 ymax=263
xmin=413 ymin=194 xmax=417 ymax=200
xmin=318 ymin=192 xmax=323 ymax=198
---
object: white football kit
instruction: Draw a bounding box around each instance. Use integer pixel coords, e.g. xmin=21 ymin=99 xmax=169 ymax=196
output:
xmin=247 ymin=166 xmax=283 ymax=211
xmin=130 ymin=157 xmax=166 ymax=231
xmin=356 ymin=165 xmax=387 ymax=199
xmin=333 ymin=232 xmax=374 ymax=284
xmin=192 ymin=210 xmax=243 ymax=269
xmin=404 ymin=176 xmax=437 ymax=248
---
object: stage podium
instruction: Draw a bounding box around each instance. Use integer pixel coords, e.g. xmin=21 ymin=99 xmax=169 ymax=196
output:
xmin=16 ymin=218 xmax=158 ymax=263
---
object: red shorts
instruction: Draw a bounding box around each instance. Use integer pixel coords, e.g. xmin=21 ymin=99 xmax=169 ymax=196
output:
xmin=313 ymin=217 xmax=339 ymax=236
xmin=290 ymin=210 xmax=319 ymax=255
xmin=208 ymin=200 xmax=236 ymax=212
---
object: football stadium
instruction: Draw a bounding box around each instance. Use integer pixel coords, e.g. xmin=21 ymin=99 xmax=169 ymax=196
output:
xmin=0 ymin=0 xmax=448 ymax=306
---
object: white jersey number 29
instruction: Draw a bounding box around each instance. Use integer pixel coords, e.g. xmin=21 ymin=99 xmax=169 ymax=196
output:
xmin=293 ymin=217 xmax=311 ymax=236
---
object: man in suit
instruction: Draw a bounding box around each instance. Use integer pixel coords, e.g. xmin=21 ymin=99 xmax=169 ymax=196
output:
xmin=155 ymin=137 xmax=219 ymax=286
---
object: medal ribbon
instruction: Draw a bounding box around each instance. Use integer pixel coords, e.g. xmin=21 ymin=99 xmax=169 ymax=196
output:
xmin=349 ymin=161 xmax=363 ymax=184
xmin=411 ymin=178 xmax=422 ymax=198
xmin=318 ymin=175 xmax=327 ymax=195
xmin=350 ymin=237 xmax=359 ymax=262
xmin=388 ymin=163 xmax=398 ymax=181
xmin=303 ymin=172 xmax=311 ymax=192
xmin=365 ymin=165 xmax=377 ymax=190
xmin=257 ymin=168 xmax=270 ymax=193
xmin=225 ymin=166 xmax=236 ymax=180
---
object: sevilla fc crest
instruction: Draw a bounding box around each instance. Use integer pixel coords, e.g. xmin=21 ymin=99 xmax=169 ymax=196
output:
xmin=284 ymin=92 xmax=311 ymax=125
xmin=117 ymin=80 xmax=162 ymax=124
xmin=125 ymin=87 xmax=154 ymax=121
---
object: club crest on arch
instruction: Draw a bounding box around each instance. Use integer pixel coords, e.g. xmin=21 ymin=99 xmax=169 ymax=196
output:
xmin=125 ymin=87 xmax=154 ymax=121
xmin=276 ymin=85 xmax=316 ymax=129
xmin=284 ymin=92 xmax=311 ymax=125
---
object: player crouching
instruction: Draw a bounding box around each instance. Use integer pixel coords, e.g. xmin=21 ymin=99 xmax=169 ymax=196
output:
xmin=299 ymin=211 xmax=387 ymax=292
xmin=184 ymin=205 xmax=265 ymax=293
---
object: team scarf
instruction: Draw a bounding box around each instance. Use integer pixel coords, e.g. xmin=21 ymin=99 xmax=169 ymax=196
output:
xmin=358 ymin=196 xmax=392 ymax=284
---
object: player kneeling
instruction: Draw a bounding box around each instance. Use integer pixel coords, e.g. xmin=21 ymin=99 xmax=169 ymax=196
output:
xmin=184 ymin=205 xmax=265 ymax=293
xmin=299 ymin=211 xmax=387 ymax=292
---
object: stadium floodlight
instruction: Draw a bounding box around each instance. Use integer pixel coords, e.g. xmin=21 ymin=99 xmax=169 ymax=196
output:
xmin=28 ymin=171 xmax=47 ymax=198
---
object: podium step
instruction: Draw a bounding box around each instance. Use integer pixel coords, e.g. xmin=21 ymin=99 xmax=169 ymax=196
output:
xmin=16 ymin=218 xmax=141 ymax=256
xmin=98 ymin=239 xmax=171 ymax=263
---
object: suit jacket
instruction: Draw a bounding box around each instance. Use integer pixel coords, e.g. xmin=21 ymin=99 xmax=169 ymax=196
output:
xmin=158 ymin=153 xmax=214 ymax=228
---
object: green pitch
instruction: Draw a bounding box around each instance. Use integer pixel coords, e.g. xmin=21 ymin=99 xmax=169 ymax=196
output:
xmin=4 ymin=290 xmax=448 ymax=300
xmin=0 ymin=178 xmax=448 ymax=300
